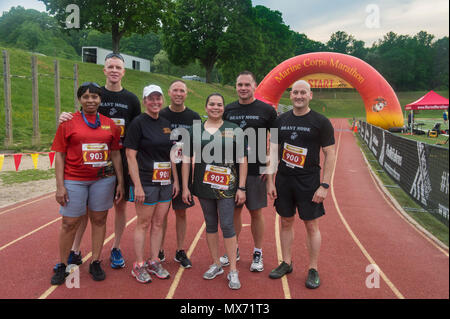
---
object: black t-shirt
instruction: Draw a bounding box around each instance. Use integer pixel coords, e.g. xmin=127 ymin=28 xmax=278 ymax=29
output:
xmin=98 ymin=87 xmax=141 ymax=143
xmin=274 ymin=109 xmax=335 ymax=176
xmin=160 ymin=106 xmax=202 ymax=185
xmin=160 ymin=106 xmax=202 ymax=134
xmin=223 ymin=99 xmax=277 ymax=176
xmin=190 ymin=121 xmax=247 ymax=200
xmin=124 ymin=113 xmax=174 ymax=186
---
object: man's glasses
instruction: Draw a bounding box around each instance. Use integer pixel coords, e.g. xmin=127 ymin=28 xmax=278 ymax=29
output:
xmin=105 ymin=52 xmax=124 ymax=62
xmin=80 ymin=82 xmax=101 ymax=88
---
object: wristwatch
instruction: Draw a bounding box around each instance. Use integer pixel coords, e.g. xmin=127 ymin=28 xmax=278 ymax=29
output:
xmin=320 ymin=183 xmax=330 ymax=189
xmin=238 ymin=187 xmax=247 ymax=192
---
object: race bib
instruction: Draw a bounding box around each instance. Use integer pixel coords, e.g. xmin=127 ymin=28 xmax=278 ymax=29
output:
xmin=111 ymin=118 xmax=125 ymax=138
xmin=152 ymin=162 xmax=171 ymax=185
xmin=203 ymin=165 xmax=231 ymax=190
xmin=282 ymin=143 xmax=307 ymax=169
xmin=82 ymin=143 xmax=109 ymax=167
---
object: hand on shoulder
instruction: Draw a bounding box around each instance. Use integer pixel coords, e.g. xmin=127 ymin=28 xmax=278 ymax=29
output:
xmin=59 ymin=112 xmax=73 ymax=123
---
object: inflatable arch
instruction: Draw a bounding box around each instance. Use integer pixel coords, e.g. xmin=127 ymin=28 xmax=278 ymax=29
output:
xmin=255 ymin=52 xmax=404 ymax=130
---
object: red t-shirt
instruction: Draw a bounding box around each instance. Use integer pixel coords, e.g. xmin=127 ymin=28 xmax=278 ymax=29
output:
xmin=51 ymin=111 xmax=122 ymax=181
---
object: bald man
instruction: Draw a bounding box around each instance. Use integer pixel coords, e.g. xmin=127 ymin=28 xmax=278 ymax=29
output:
xmin=267 ymin=80 xmax=336 ymax=289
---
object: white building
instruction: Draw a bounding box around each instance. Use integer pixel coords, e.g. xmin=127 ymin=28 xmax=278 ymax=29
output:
xmin=82 ymin=47 xmax=151 ymax=72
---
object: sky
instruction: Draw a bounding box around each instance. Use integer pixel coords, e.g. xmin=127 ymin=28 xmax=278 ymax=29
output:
xmin=1 ymin=0 xmax=449 ymax=46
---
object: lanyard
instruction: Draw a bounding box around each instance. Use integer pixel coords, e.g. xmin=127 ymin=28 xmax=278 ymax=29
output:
xmin=81 ymin=111 xmax=101 ymax=129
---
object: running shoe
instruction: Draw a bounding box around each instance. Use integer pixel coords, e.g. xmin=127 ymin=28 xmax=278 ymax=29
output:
xmin=67 ymin=250 xmax=83 ymax=265
xmin=227 ymin=270 xmax=241 ymax=290
xmin=219 ymin=248 xmax=240 ymax=267
xmin=158 ymin=249 xmax=166 ymax=262
xmin=131 ymin=262 xmax=152 ymax=284
xmin=174 ymin=250 xmax=192 ymax=268
xmin=51 ymin=263 xmax=68 ymax=285
xmin=89 ymin=260 xmax=106 ymax=281
xmin=147 ymin=260 xmax=170 ymax=279
xmin=269 ymin=261 xmax=293 ymax=279
xmin=53 ymin=251 xmax=82 ymax=272
xmin=250 ymin=251 xmax=264 ymax=272
xmin=110 ymin=248 xmax=125 ymax=269
xmin=203 ymin=264 xmax=224 ymax=280
xmin=305 ymin=268 xmax=321 ymax=289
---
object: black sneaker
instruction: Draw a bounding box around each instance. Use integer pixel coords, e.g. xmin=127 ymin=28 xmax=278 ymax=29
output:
xmin=53 ymin=250 xmax=82 ymax=272
xmin=269 ymin=261 xmax=293 ymax=279
xmin=305 ymin=268 xmax=320 ymax=289
xmin=51 ymin=263 xmax=68 ymax=285
xmin=174 ymin=250 xmax=192 ymax=268
xmin=158 ymin=250 xmax=166 ymax=262
xmin=89 ymin=260 xmax=106 ymax=281
xmin=67 ymin=250 xmax=83 ymax=265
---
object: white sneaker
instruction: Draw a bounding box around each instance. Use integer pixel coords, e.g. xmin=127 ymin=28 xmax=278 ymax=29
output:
xmin=203 ymin=264 xmax=224 ymax=280
xmin=220 ymin=248 xmax=240 ymax=267
xmin=250 ymin=251 xmax=264 ymax=272
xmin=227 ymin=270 xmax=241 ymax=290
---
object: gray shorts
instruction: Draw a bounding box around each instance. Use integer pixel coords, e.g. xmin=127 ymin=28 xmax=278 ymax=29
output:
xmin=236 ymin=175 xmax=267 ymax=211
xmin=129 ymin=184 xmax=173 ymax=206
xmin=59 ymin=176 xmax=116 ymax=218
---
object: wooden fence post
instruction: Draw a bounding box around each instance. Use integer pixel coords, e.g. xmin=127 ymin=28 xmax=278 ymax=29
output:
xmin=2 ymin=50 xmax=13 ymax=147
xmin=31 ymin=55 xmax=40 ymax=146
xmin=74 ymin=64 xmax=79 ymax=112
xmin=54 ymin=60 xmax=61 ymax=128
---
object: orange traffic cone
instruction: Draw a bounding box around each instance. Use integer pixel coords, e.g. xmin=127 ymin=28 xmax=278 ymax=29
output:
xmin=353 ymin=123 xmax=358 ymax=133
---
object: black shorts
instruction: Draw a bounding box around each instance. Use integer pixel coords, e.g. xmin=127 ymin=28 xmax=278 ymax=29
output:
xmin=172 ymin=192 xmax=195 ymax=211
xmin=235 ymin=175 xmax=267 ymax=211
xmin=171 ymin=163 xmax=195 ymax=211
xmin=113 ymin=160 xmax=131 ymax=201
xmin=274 ymin=173 xmax=325 ymax=221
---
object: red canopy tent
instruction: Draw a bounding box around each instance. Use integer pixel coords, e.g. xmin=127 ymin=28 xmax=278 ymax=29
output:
xmin=404 ymin=91 xmax=449 ymax=135
xmin=405 ymin=90 xmax=449 ymax=110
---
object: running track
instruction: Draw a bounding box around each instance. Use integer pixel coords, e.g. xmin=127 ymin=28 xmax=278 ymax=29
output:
xmin=0 ymin=118 xmax=448 ymax=300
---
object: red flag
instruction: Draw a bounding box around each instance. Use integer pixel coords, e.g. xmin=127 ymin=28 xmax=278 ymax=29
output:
xmin=49 ymin=152 xmax=56 ymax=168
xmin=13 ymin=154 xmax=22 ymax=171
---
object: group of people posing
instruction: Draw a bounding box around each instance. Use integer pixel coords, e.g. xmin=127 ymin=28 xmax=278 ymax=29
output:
xmin=50 ymin=53 xmax=336 ymax=291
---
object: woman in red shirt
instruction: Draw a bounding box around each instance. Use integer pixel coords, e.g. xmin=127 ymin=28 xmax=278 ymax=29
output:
xmin=50 ymin=82 xmax=124 ymax=285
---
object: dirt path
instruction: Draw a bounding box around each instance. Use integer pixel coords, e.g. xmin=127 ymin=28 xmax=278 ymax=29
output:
xmin=0 ymin=153 xmax=55 ymax=208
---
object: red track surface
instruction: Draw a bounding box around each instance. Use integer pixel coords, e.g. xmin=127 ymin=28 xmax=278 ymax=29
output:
xmin=0 ymin=118 xmax=448 ymax=300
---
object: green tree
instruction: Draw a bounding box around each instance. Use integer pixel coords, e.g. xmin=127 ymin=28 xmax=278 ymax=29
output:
xmin=292 ymin=33 xmax=326 ymax=55
xmin=250 ymin=5 xmax=295 ymax=82
xmin=367 ymin=32 xmax=415 ymax=90
xmin=349 ymin=40 xmax=368 ymax=60
xmin=152 ymin=49 xmax=207 ymax=78
xmin=0 ymin=6 xmax=77 ymax=58
xmin=411 ymin=31 xmax=434 ymax=89
xmin=162 ymin=0 xmax=254 ymax=83
xmin=326 ymin=31 xmax=355 ymax=54
xmin=120 ymin=32 xmax=162 ymax=61
xmin=40 ymin=0 xmax=169 ymax=53
xmin=215 ymin=3 xmax=263 ymax=84
xmin=431 ymin=37 xmax=449 ymax=89
xmin=325 ymin=31 xmax=368 ymax=60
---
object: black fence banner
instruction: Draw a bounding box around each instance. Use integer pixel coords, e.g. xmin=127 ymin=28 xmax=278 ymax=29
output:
xmin=359 ymin=121 xmax=449 ymax=226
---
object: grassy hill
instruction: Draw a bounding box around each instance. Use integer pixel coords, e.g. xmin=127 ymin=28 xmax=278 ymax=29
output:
xmin=0 ymin=46 xmax=449 ymax=151
xmin=0 ymin=46 xmax=237 ymax=151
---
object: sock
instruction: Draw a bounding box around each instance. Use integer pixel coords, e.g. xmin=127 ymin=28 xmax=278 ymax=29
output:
xmin=253 ymin=247 xmax=262 ymax=255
